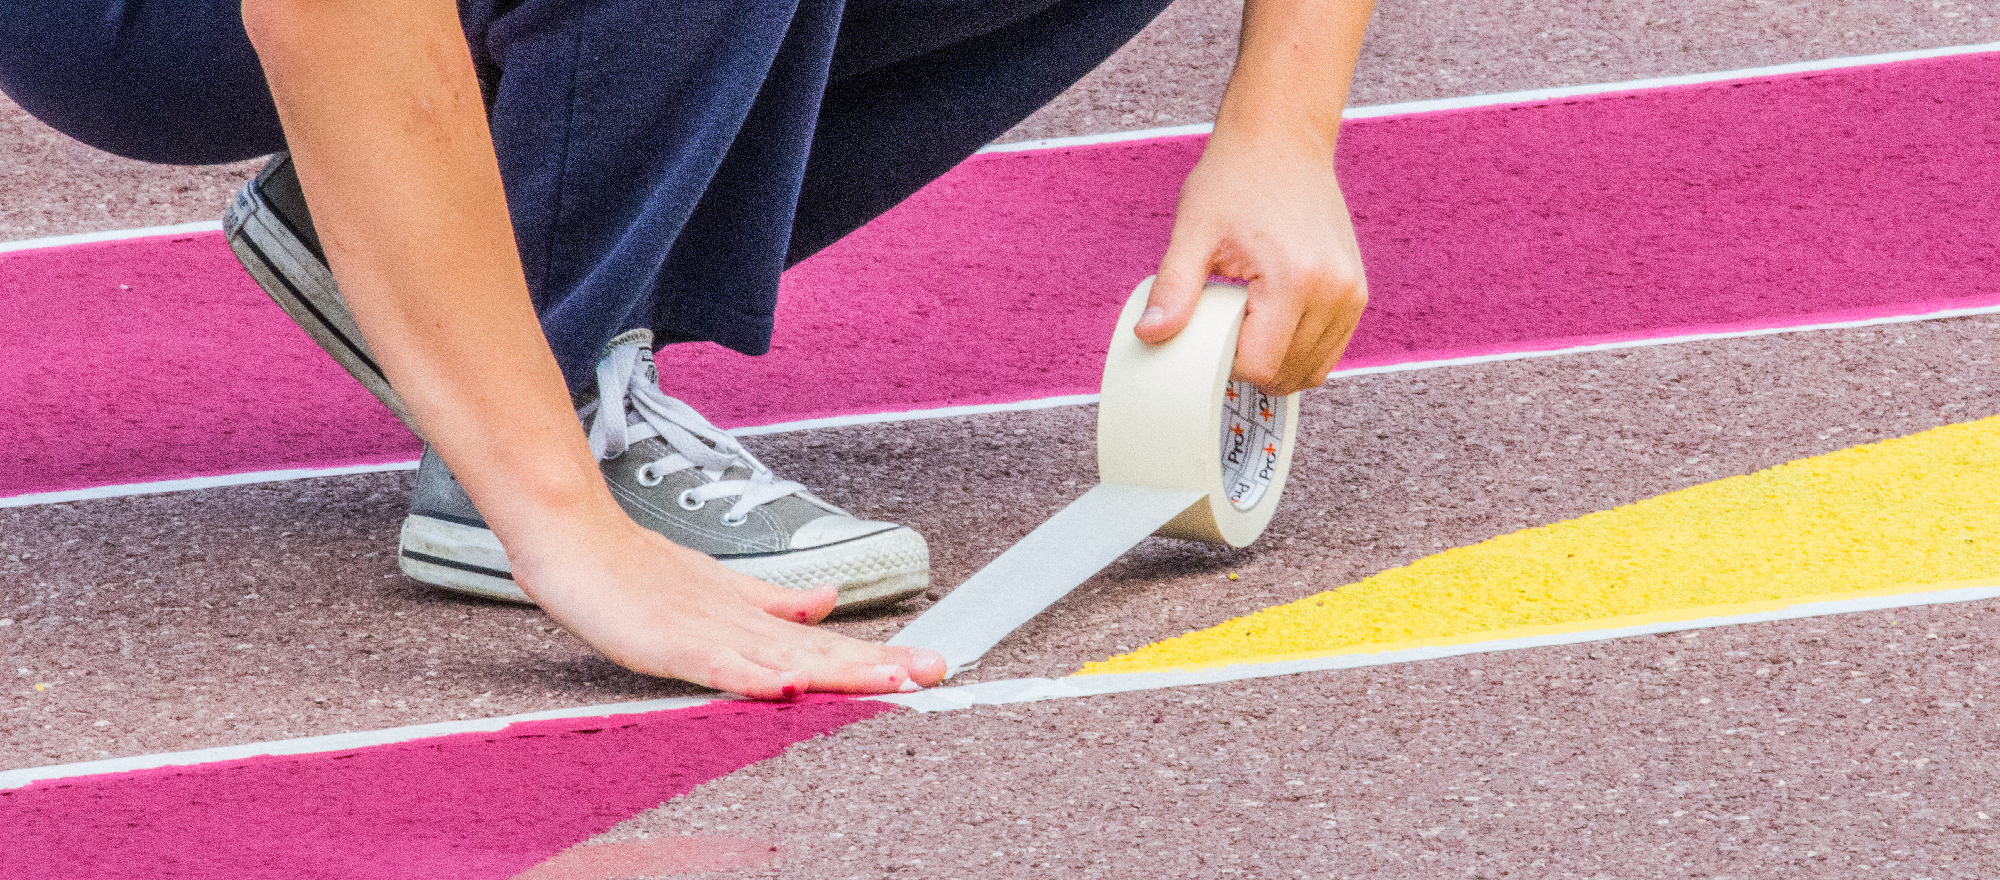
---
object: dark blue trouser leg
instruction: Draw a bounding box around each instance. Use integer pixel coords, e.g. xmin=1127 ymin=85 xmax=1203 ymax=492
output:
xmin=466 ymin=0 xmax=850 ymax=372
xmin=1 ymin=0 xmax=1176 ymax=389
xmin=789 ymin=0 xmax=1177 ymax=263
xmin=0 ymin=0 xmax=282 ymax=164
xmin=468 ymin=0 xmax=1174 ymax=382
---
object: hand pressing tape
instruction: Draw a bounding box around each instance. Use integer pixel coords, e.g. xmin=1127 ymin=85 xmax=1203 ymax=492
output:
xmin=888 ymin=278 xmax=1300 ymax=676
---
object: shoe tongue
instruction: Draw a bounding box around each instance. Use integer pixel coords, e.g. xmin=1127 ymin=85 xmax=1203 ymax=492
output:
xmin=602 ymin=328 xmax=659 ymax=385
xmin=603 ymin=327 xmax=653 ymax=355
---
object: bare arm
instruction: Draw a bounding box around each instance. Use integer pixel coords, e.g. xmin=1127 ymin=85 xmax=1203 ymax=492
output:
xmin=1135 ymin=0 xmax=1376 ymax=394
xmin=241 ymin=0 xmax=941 ymax=697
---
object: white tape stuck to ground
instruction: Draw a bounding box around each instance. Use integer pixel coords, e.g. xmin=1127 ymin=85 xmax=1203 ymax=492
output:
xmin=888 ymin=279 xmax=1299 ymax=675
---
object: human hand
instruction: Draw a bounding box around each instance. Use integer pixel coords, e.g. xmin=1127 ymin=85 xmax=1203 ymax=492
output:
xmin=1133 ymin=138 xmax=1368 ymax=395
xmin=510 ymin=515 xmax=946 ymax=699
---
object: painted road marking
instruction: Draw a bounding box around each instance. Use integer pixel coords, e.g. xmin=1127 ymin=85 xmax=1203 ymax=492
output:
xmin=1092 ymin=415 xmax=2000 ymax=675
xmin=975 ymin=41 xmax=2000 ymax=154
xmin=883 ymin=579 xmax=2000 ymax=711
xmin=16 ymin=405 xmax=2000 ymax=772
xmin=0 ymin=220 xmax=223 ymax=254
xmin=0 ymin=695 xmax=719 ymax=791
xmin=15 ymin=575 xmax=2000 ymax=785
xmin=7 ymin=49 xmax=1998 ymax=500
xmin=2 ymin=38 xmax=1995 ymax=269
xmin=8 ymin=298 xmax=1999 ymax=509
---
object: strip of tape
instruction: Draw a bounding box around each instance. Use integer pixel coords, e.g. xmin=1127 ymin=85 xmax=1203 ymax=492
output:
xmin=889 ymin=281 xmax=1299 ymax=674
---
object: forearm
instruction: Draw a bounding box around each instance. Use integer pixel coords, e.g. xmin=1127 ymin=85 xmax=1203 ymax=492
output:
xmin=1212 ymin=0 xmax=1375 ymax=161
xmin=242 ymin=0 xmax=618 ymax=560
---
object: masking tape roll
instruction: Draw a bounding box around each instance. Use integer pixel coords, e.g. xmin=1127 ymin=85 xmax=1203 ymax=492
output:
xmin=888 ymin=278 xmax=1299 ymax=676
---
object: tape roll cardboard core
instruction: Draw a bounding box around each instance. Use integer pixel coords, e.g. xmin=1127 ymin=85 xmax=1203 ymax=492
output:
xmin=888 ymin=279 xmax=1300 ymax=674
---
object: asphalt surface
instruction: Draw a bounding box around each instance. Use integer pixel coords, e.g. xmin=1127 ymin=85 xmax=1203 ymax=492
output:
xmin=6 ymin=317 xmax=1998 ymax=767
xmin=6 ymin=0 xmax=1997 ymax=241
xmin=4 ymin=0 xmax=2000 ymax=877
xmin=608 ymin=603 xmax=2000 ymax=878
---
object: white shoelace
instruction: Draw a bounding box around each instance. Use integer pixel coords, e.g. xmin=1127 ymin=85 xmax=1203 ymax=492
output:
xmin=581 ymin=342 xmax=810 ymax=525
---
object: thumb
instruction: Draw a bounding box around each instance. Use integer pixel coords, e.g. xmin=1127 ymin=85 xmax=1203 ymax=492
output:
xmin=1134 ymin=236 xmax=1214 ymax=344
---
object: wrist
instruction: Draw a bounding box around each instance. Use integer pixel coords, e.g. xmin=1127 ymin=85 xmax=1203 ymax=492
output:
xmin=1207 ymin=103 xmax=1338 ymax=166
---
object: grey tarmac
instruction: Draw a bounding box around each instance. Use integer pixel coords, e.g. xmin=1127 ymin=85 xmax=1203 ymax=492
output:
xmin=3 ymin=1 xmax=1999 ymax=877
xmin=5 ymin=316 xmax=1998 ymax=767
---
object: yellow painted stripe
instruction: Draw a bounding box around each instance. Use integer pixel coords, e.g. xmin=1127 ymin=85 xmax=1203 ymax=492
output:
xmin=1083 ymin=415 xmax=2000 ymax=676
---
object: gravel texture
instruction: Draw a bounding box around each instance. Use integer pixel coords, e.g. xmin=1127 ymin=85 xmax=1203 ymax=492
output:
xmin=6 ymin=0 xmax=1996 ymax=239
xmin=5 ymin=4 xmax=2000 ymax=877
xmin=601 ymin=602 xmax=2000 ymax=879
xmin=6 ymin=316 xmax=1997 ymax=768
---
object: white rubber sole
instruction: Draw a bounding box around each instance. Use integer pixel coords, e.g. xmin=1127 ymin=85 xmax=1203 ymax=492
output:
xmin=397 ymin=514 xmax=930 ymax=609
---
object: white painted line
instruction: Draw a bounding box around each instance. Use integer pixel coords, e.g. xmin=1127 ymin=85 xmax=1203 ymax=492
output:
xmin=16 ymin=580 xmax=1994 ymax=786
xmin=728 ymin=393 xmax=1101 ymax=435
xmin=9 ymin=300 xmax=1998 ymax=509
xmin=7 ymin=41 xmax=1991 ymax=263
xmin=1325 ymin=301 xmax=2000 ymax=380
xmin=0 ymin=460 xmax=420 ymax=509
xmin=0 ymin=694 xmax=724 ymax=790
xmin=978 ymin=123 xmax=1214 ymax=153
xmin=0 ymin=220 xmax=224 ymax=255
xmin=0 ymin=396 xmax=1106 ymax=508
xmin=878 ymin=581 xmax=2000 ymax=711
xmin=976 ymin=41 xmax=2000 ymax=154
xmin=1336 ymin=41 xmax=2000 ymax=121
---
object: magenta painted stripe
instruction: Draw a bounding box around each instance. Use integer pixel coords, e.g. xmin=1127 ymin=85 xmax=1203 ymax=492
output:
xmin=3 ymin=52 xmax=1997 ymax=498
xmin=0 ymin=696 xmax=890 ymax=880
xmin=0 ymin=232 xmax=421 ymax=496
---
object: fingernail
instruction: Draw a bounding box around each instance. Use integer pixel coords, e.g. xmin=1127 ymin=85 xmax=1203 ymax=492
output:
xmin=1139 ymin=305 xmax=1165 ymax=325
xmin=910 ymin=648 xmax=944 ymax=670
xmin=898 ymin=679 xmax=924 ymax=693
xmin=780 ymin=684 xmax=800 ymax=699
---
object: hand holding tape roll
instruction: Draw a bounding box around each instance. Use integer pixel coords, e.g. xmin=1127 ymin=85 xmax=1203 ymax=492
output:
xmin=888 ymin=277 xmax=1301 ymax=676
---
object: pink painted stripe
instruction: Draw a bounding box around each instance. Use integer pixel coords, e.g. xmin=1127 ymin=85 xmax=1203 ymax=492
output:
xmin=0 ymin=696 xmax=890 ymax=880
xmin=3 ymin=52 xmax=1996 ymax=498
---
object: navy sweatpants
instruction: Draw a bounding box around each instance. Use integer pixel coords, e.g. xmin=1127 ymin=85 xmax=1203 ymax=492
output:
xmin=0 ymin=0 xmax=1174 ymax=387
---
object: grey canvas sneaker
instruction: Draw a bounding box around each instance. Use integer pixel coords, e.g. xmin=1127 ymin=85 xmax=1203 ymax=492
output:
xmin=398 ymin=330 xmax=931 ymax=609
xmin=224 ymin=153 xmax=418 ymax=431
xmin=225 ymin=155 xmax=930 ymax=610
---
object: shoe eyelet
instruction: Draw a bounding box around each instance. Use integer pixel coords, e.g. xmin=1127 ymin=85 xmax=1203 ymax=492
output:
xmin=677 ymin=489 xmax=702 ymax=510
xmin=719 ymin=512 xmax=748 ymax=527
xmin=634 ymin=464 xmax=664 ymax=487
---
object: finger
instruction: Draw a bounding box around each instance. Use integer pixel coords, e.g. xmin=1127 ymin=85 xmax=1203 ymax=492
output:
xmin=1231 ymin=274 xmax=1304 ymax=393
xmin=736 ymin=577 xmax=838 ymax=625
xmin=1302 ymin=296 xmax=1366 ymax=389
xmin=1272 ymin=283 xmax=1365 ymax=393
xmin=1298 ymin=273 xmax=1369 ymax=390
xmin=673 ymin=644 xmax=810 ymax=701
xmin=897 ymin=647 xmax=947 ymax=686
xmin=738 ymin=609 xmax=922 ymax=668
xmin=740 ymin=638 xmax=912 ymax=694
xmin=725 ymin=578 xmax=944 ymax=685
xmin=1134 ymin=231 xmax=1217 ymax=345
